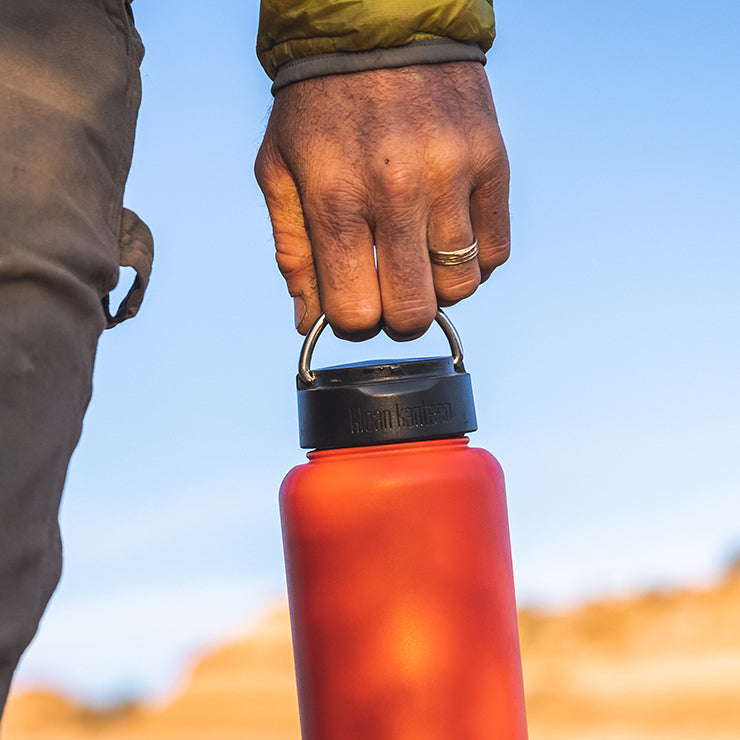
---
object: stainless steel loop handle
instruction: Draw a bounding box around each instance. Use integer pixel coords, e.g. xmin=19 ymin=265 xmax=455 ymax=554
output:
xmin=298 ymin=309 xmax=465 ymax=387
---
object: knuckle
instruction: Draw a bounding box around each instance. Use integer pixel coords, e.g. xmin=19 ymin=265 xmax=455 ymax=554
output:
xmin=253 ymin=147 xmax=267 ymax=184
xmin=427 ymin=136 xmax=468 ymax=181
xmin=479 ymin=241 xmax=511 ymax=283
xmin=474 ymin=145 xmax=510 ymax=189
xmin=383 ymin=301 xmax=436 ymax=340
xmin=307 ymin=180 xmax=367 ymax=230
xmin=326 ymin=300 xmax=382 ymax=337
xmin=434 ymin=272 xmax=481 ymax=303
xmin=254 ymin=143 xmax=278 ymax=189
xmin=373 ymin=161 xmax=423 ymax=202
xmin=275 ymin=249 xmax=313 ymax=281
xmin=480 ymin=240 xmax=511 ymax=270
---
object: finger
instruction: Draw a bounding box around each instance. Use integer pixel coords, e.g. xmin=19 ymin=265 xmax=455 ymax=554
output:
xmin=427 ymin=193 xmax=481 ymax=307
xmin=255 ymin=144 xmax=320 ymax=334
xmin=469 ymin=149 xmax=511 ymax=283
xmin=374 ymin=209 xmax=436 ymax=341
xmin=303 ymin=186 xmax=381 ymax=341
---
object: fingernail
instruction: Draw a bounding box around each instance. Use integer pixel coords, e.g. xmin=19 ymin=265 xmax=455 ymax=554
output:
xmin=294 ymin=295 xmax=307 ymax=330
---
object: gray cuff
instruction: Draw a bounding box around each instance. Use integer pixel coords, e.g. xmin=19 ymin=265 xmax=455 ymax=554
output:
xmin=272 ymin=39 xmax=486 ymax=95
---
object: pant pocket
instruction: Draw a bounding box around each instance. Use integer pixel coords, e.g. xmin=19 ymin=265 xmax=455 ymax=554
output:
xmin=103 ymin=207 xmax=154 ymax=329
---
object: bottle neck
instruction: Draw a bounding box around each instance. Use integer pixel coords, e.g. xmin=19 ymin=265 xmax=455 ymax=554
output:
xmin=307 ymin=436 xmax=470 ymax=461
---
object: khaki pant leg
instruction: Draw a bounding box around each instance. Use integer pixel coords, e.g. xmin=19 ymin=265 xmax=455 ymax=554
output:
xmin=0 ymin=0 xmax=145 ymax=718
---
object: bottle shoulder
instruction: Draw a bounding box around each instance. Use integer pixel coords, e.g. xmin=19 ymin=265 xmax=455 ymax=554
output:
xmin=280 ymin=437 xmax=503 ymax=495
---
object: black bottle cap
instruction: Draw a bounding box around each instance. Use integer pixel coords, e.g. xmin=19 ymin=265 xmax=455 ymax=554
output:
xmin=295 ymin=313 xmax=477 ymax=450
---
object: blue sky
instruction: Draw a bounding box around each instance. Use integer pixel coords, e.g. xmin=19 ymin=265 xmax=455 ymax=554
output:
xmin=14 ymin=0 xmax=740 ymax=705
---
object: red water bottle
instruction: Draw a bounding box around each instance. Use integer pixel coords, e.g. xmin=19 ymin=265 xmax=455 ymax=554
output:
xmin=280 ymin=312 xmax=528 ymax=739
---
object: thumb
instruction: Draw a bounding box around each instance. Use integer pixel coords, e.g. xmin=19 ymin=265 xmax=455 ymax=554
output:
xmin=254 ymin=144 xmax=320 ymax=334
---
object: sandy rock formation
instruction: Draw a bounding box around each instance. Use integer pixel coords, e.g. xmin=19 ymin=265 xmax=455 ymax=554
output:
xmin=4 ymin=569 xmax=740 ymax=739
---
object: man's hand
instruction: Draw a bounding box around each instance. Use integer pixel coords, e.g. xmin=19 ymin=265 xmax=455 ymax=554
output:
xmin=255 ymin=61 xmax=510 ymax=340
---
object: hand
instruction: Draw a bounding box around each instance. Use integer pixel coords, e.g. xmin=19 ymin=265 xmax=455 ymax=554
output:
xmin=255 ymin=61 xmax=510 ymax=340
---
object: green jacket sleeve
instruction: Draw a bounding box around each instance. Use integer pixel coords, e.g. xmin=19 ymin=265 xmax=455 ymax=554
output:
xmin=257 ymin=0 xmax=495 ymax=91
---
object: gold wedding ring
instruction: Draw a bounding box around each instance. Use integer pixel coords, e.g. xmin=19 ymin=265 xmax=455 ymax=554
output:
xmin=428 ymin=240 xmax=479 ymax=267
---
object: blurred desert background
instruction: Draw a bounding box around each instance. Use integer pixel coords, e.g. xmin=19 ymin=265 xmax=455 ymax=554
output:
xmin=6 ymin=560 xmax=740 ymax=740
